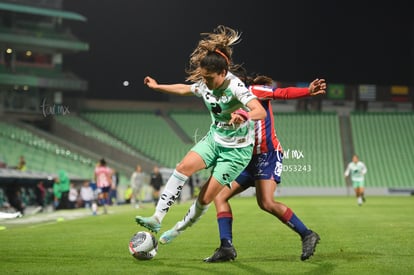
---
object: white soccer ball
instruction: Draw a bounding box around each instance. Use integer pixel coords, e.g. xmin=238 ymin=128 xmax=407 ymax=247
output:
xmin=128 ymin=231 xmax=158 ymax=260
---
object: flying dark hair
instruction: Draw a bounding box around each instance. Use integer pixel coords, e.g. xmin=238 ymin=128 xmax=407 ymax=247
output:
xmin=186 ymin=25 xmax=242 ymax=82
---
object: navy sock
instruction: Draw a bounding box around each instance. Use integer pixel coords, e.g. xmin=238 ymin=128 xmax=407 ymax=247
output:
xmin=217 ymin=212 xmax=233 ymax=247
xmin=281 ymin=208 xmax=311 ymax=239
xmin=289 ymin=214 xmax=311 ymax=238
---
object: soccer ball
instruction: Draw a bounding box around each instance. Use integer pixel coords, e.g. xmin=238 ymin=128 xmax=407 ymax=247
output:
xmin=128 ymin=231 xmax=158 ymax=260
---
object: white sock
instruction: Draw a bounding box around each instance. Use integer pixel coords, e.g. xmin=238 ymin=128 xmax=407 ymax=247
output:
xmin=153 ymin=169 xmax=188 ymax=222
xmin=357 ymin=196 xmax=363 ymax=205
xmin=174 ymin=200 xmax=210 ymax=232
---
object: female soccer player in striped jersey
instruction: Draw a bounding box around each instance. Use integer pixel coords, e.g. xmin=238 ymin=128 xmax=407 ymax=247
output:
xmin=202 ymin=75 xmax=326 ymax=262
xmin=158 ymin=74 xmax=326 ymax=261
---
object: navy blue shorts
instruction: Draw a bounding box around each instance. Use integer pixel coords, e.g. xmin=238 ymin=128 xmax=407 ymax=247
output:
xmin=235 ymin=150 xmax=283 ymax=189
xmin=97 ymin=186 xmax=111 ymax=194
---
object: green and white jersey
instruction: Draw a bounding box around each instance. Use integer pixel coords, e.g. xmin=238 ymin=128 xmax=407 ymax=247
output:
xmin=191 ymin=72 xmax=257 ymax=148
xmin=344 ymin=161 xmax=367 ymax=182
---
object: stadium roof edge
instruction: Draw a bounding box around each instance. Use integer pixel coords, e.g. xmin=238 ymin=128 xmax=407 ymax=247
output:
xmin=0 ymin=2 xmax=87 ymax=22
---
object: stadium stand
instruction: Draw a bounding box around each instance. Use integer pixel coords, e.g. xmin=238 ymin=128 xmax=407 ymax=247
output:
xmin=0 ymin=121 xmax=94 ymax=179
xmin=81 ymin=110 xmax=193 ymax=169
xmin=0 ymin=0 xmax=89 ymax=115
xmin=350 ymin=112 xmax=414 ymax=192
xmin=169 ymin=110 xmax=211 ymax=143
xmin=273 ymin=112 xmax=345 ymax=191
xmin=55 ymin=114 xmax=142 ymax=156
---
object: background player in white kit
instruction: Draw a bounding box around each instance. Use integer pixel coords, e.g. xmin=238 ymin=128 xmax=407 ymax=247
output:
xmin=345 ymin=154 xmax=367 ymax=206
xmin=130 ymin=164 xmax=145 ymax=208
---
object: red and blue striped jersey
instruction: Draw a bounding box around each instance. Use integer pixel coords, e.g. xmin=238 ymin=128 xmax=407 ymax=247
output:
xmin=249 ymin=85 xmax=310 ymax=155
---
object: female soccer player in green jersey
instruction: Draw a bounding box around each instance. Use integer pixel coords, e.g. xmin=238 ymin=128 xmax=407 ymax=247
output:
xmin=135 ymin=25 xmax=266 ymax=239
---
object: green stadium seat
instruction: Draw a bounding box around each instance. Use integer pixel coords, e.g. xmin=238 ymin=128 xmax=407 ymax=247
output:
xmin=274 ymin=113 xmax=344 ymax=188
xmin=82 ymin=111 xmax=192 ymax=168
xmin=0 ymin=122 xmax=95 ymax=179
xmin=350 ymin=112 xmax=414 ymax=189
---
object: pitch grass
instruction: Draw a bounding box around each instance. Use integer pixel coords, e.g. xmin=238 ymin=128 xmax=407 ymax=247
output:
xmin=1 ymin=196 xmax=413 ymax=275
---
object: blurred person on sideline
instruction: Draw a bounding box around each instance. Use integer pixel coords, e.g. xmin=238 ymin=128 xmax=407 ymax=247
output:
xmin=124 ymin=186 xmax=133 ymax=204
xmin=130 ymin=164 xmax=146 ymax=208
xmin=52 ymin=179 xmax=61 ymax=209
xmin=109 ymin=170 xmax=119 ymax=205
xmin=5 ymin=184 xmax=25 ymax=215
xmin=344 ymin=154 xmax=367 ymax=206
xmin=94 ymin=158 xmax=113 ymax=214
xmin=188 ymin=175 xmax=198 ymax=199
xmin=16 ymin=155 xmax=27 ymax=171
xmin=80 ymin=181 xmax=94 ymax=209
xmin=55 ymin=170 xmax=70 ymax=210
xmin=68 ymin=182 xmax=79 ymax=209
xmin=0 ymin=153 xmax=7 ymax=168
xmin=149 ymin=165 xmax=163 ymax=206
xmin=89 ymin=181 xmax=99 ymax=215
xmin=34 ymin=181 xmax=46 ymax=212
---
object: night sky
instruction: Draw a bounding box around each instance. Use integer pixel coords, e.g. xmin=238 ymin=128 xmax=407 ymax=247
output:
xmin=62 ymin=0 xmax=412 ymax=100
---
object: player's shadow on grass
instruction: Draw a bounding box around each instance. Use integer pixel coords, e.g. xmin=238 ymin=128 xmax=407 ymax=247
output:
xmin=150 ymin=250 xmax=382 ymax=275
xmin=159 ymin=255 xmax=316 ymax=275
xmin=318 ymin=250 xmax=384 ymax=262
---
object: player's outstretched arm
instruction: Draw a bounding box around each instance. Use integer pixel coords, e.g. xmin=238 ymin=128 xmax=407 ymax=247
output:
xmin=144 ymin=76 xmax=192 ymax=96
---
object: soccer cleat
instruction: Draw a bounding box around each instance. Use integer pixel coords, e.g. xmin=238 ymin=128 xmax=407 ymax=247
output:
xmin=203 ymin=246 xmax=237 ymax=263
xmin=301 ymin=230 xmax=320 ymax=261
xmin=159 ymin=228 xmax=180 ymax=244
xmin=135 ymin=216 xmax=161 ymax=233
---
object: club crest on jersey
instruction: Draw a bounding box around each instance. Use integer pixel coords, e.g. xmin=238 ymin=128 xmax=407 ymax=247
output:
xmin=205 ymin=92 xmax=231 ymax=104
xmin=220 ymin=95 xmax=231 ymax=103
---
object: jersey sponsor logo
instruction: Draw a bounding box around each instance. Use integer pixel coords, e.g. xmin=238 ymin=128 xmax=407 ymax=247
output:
xmin=205 ymin=93 xmax=223 ymax=115
xmin=215 ymin=121 xmax=232 ymax=127
xmin=211 ymin=103 xmax=222 ymax=115
xmin=241 ymin=91 xmax=252 ymax=97
xmin=237 ymin=138 xmax=246 ymax=144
